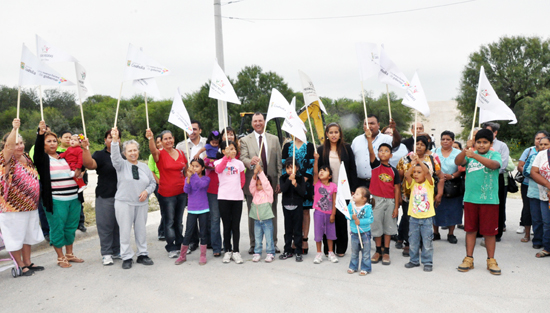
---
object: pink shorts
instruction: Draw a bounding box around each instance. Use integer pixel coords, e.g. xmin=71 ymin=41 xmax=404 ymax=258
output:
xmin=463 ymin=202 xmax=499 ymax=236
xmin=314 ymin=210 xmax=337 ymax=242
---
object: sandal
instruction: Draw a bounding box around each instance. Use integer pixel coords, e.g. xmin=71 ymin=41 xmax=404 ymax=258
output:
xmin=359 ymin=270 xmax=369 ymax=276
xmin=213 ymin=252 xmax=221 ymax=257
xmin=521 ymin=236 xmax=530 ymax=243
xmin=371 ymin=252 xmax=382 ymax=264
xmin=337 ymin=253 xmax=345 ymax=258
xmin=19 ymin=267 xmax=35 ymax=277
xmin=382 ymin=254 xmax=391 ymax=265
xmin=25 ymin=263 xmax=45 ymax=271
xmin=536 ymin=250 xmax=550 ymax=258
xmin=302 ymin=237 xmax=309 ymax=255
xmin=347 ymin=268 xmax=356 ymax=274
xmin=57 ymin=257 xmax=72 ymax=268
xmin=65 ymin=253 xmax=84 ymax=263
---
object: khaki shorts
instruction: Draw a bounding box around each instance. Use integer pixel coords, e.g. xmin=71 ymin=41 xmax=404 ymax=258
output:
xmin=370 ymin=196 xmax=398 ymax=237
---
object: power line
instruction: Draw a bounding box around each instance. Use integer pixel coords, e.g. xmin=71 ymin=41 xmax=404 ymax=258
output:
xmin=220 ymin=0 xmax=476 ymax=21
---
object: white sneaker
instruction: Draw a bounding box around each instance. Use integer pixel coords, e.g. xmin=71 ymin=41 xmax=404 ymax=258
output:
xmin=516 ymin=226 xmax=525 ymax=234
xmin=252 ymin=254 xmax=261 ymax=262
xmin=265 ymin=254 xmax=274 ymax=263
xmin=102 ymin=255 xmax=113 ymax=266
xmin=112 ymin=254 xmax=122 ymax=260
xmin=328 ymin=252 xmax=339 ymax=263
xmin=168 ymin=250 xmax=179 ymax=258
xmin=232 ymin=252 xmax=244 ymax=264
xmin=223 ymin=252 xmax=232 ymax=263
xmin=313 ymin=253 xmax=323 ymax=264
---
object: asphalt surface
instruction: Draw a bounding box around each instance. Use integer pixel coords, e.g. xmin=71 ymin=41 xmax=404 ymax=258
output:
xmin=0 ymin=173 xmax=548 ymax=312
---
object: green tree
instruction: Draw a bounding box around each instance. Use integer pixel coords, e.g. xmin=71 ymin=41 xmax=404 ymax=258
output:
xmin=456 ymin=36 xmax=550 ymax=141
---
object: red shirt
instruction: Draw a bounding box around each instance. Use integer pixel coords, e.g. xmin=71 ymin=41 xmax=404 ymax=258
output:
xmin=157 ymin=148 xmax=187 ymax=197
xmin=369 ymin=159 xmax=400 ymax=199
xmin=59 ymin=146 xmax=83 ymax=171
xmin=204 ymin=158 xmax=219 ymax=194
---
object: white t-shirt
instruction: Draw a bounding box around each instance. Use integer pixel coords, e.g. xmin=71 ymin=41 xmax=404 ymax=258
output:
xmin=532 ymin=149 xmax=550 ymax=201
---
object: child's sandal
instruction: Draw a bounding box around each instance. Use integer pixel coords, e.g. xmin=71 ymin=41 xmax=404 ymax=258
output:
xmin=65 ymin=253 xmax=84 ymax=263
xmin=57 ymin=257 xmax=72 ymax=268
xmin=359 ymin=270 xmax=369 ymax=276
xmin=347 ymin=268 xmax=356 ymax=274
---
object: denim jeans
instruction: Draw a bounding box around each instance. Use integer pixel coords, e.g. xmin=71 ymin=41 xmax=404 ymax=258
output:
xmin=349 ymin=231 xmax=372 ymax=272
xmin=208 ymin=193 xmax=222 ymax=254
xmin=530 ymin=198 xmax=543 ymax=246
xmin=408 ymin=217 xmax=433 ymax=266
xmin=158 ymin=193 xmax=187 ymax=252
xmin=154 ymin=186 xmax=165 ymax=237
xmin=254 ymin=219 xmax=275 ymax=255
xmin=182 ymin=212 xmax=209 ymax=246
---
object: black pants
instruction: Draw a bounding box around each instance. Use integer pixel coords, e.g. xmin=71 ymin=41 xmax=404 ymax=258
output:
xmin=219 ymin=200 xmax=243 ymax=253
xmin=283 ymin=205 xmax=303 ymax=254
xmin=37 ymin=182 xmax=50 ymax=236
xmin=497 ymin=174 xmax=507 ymax=239
xmin=323 ymin=209 xmax=348 ymax=255
xmin=154 ymin=186 xmax=165 ymax=237
xmin=182 ymin=212 xmax=209 ymax=246
xmin=520 ymin=183 xmax=532 ymax=226
xmin=398 ymin=201 xmax=410 ymax=246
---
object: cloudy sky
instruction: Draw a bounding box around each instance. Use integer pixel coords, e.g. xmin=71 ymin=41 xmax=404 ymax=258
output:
xmin=1 ymin=0 xmax=549 ymax=104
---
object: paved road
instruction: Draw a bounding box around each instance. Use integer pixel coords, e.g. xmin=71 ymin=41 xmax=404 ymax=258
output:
xmin=1 ymin=174 xmax=548 ymax=312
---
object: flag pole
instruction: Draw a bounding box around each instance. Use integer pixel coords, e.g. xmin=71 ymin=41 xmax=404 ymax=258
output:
xmin=144 ymin=92 xmax=150 ymax=129
xmin=183 ymin=130 xmax=191 ymax=166
xmin=292 ymin=135 xmax=296 ymax=174
xmin=220 ymin=102 xmax=229 ymax=147
xmin=361 ymin=81 xmax=368 ymax=119
xmin=305 ymin=104 xmax=317 ymax=151
xmin=385 ymin=84 xmax=392 ymax=122
xmin=413 ymin=110 xmax=417 ymax=154
xmin=78 ymin=96 xmax=87 ymax=139
xmin=470 ymin=103 xmax=478 ymax=140
xmin=39 ymin=85 xmax=44 ymax=121
xmin=114 ymin=82 xmax=123 ymax=128
xmin=16 ymin=86 xmax=21 ymax=143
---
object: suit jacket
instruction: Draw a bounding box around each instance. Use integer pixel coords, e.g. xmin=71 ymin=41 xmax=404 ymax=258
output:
xmin=240 ymin=132 xmax=282 ymax=196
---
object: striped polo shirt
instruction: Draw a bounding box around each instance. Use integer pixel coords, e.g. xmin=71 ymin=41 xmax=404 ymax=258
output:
xmin=49 ymin=156 xmax=78 ymax=201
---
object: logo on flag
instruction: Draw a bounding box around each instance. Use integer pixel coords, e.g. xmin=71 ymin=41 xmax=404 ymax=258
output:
xmin=20 ymin=62 xmax=25 ymax=70
xmin=341 ymin=179 xmax=347 ymax=184
xmin=215 ymin=79 xmax=225 ymax=88
xmin=41 ymin=46 xmax=50 ymax=53
xmin=162 ymin=68 xmax=169 ymax=74
xmin=371 ymin=52 xmax=379 ymax=61
xmin=127 ymin=60 xmax=131 ymax=67
xmin=59 ymin=77 xmax=67 ymax=84
xmin=81 ymin=72 xmax=86 ymax=80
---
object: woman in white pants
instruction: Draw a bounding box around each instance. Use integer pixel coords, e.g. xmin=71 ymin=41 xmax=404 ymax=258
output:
xmin=110 ymin=128 xmax=156 ymax=269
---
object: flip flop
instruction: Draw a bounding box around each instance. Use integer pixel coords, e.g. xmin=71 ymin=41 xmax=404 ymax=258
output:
xmin=521 ymin=237 xmax=530 ymax=243
xmin=25 ymin=263 xmax=45 ymax=271
xmin=536 ymin=250 xmax=550 ymax=258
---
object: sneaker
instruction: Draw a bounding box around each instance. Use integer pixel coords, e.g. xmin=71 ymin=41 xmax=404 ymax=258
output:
xmin=447 ymin=234 xmax=458 ymax=244
xmin=102 ymin=255 xmax=113 ymax=266
xmin=112 ymin=254 xmax=122 ymax=260
xmin=122 ymin=259 xmax=133 ymax=269
xmin=295 ymin=254 xmax=303 ymax=262
xmin=487 ymin=258 xmax=501 ymax=275
xmin=279 ymin=252 xmax=293 ymax=260
xmin=458 ymin=256 xmax=474 ymax=272
xmin=395 ymin=241 xmax=403 ymax=249
xmin=402 ymin=246 xmax=410 ymax=257
xmin=433 ymin=233 xmax=441 ymax=240
xmin=516 ymin=226 xmax=525 ymax=234
xmin=158 ymin=235 xmax=166 ymax=241
xmin=231 ymin=252 xmax=244 ymax=264
xmin=424 ymin=265 xmax=433 ymax=272
xmin=252 ymin=254 xmax=261 ymax=262
xmin=265 ymin=254 xmax=274 ymax=263
xmin=136 ymin=255 xmax=154 ymax=266
xmin=223 ymin=252 xmax=232 ymax=263
xmin=78 ymin=224 xmax=87 ymax=232
xmin=313 ymin=253 xmax=323 ymax=264
xmin=328 ymin=252 xmax=339 ymax=263
xmin=168 ymin=250 xmax=179 ymax=258
xmin=404 ymin=262 xmax=420 ymax=268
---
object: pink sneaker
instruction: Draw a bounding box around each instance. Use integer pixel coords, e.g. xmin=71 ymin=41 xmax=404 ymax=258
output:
xmin=265 ymin=254 xmax=274 ymax=263
xmin=252 ymin=254 xmax=261 ymax=262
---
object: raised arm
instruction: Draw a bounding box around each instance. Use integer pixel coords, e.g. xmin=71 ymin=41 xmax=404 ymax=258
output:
xmin=146 ymin=128 xmax=160 ymax=163
xmin=110 ymin=128 xmax=123 ymax=172
xmin=2 ymin=118 xmax=20 ymax=163
xmin=81 ymin=138 xmax=97 ymax=169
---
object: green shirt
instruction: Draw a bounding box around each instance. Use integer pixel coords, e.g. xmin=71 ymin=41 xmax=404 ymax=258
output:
xmin=464 ymin=150 xmax=502 ymax=205
xmin=148 ymin=154 xmax=160 ymax=179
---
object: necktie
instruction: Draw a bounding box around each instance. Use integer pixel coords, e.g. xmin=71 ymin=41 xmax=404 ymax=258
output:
xmin=259 ymin=135 xmax=268 ymax=168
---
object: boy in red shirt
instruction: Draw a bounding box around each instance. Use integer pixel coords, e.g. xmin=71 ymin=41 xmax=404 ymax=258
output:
xmin=366 ymin=129 xmax=401 ymax=265
xmin=60 ymin=134 xmax=87 ymax=193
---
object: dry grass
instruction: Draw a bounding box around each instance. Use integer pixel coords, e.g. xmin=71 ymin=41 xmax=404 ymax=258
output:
xmin=82 ymin=195 xmax=160 ymax=227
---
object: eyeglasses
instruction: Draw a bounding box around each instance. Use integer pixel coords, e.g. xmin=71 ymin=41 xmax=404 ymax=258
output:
xmin=132 ymin=165 xmax=139 ymax=180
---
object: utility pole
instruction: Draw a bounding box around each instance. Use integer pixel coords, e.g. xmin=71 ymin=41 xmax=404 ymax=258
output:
xmin=214 ymin=0 xmax=229 ymax=131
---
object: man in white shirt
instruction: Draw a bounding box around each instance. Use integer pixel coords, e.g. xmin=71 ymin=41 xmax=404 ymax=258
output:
xmin=175 ymin=120 xmax=207 ymax=161
xmin=351 ymin=115 xmax=393 ymax=188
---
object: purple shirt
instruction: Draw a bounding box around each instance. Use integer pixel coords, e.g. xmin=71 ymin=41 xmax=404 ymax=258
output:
xmin=184 ymin=174 xmax=210 ymax=214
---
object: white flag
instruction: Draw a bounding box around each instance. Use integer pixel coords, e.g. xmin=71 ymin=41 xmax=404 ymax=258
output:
xmin=74 ymin=62 xmax=93 ymax=100
xmin=266 ymin=88 xmax=290 ymax=123
xmin=378 ymin=46 xmax=410 ymax=89
xmin=335 ymin=162 xmax=351 ymax=219
xmin=355 ymin=42 xmax=379 ymax=81
xmin=476 ymin=66 xmax=517 ymax=124
xmin=36 ymin=34 xmax=78 ymax=63
xmin=123 ymin=43 xmax=170 ymax=81
xmin=402 ymin=72 xmax=430 ymax=117
xmin=479 ymin=106 xmax=517 ymax=124
xmin=19 ymin=44 xmax=75 ymax=87
xmin=133 ymin=78 xmax=161 ymax=99
xmin=298 ymin=70 xmax=327 ymax=114
xmin=168 ymin=88 xmax=193 ymax=135
xmin=282 ymin=97 xmax=307 ymax=143
xmin=208 ymin=61 xmax=241 ymax=104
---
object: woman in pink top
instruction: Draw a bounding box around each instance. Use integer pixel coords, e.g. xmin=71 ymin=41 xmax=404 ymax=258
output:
xmin=214 ymin=141 xmax=245 ymax=264
xmin=146 ymin=129 xmax=188 ymax=259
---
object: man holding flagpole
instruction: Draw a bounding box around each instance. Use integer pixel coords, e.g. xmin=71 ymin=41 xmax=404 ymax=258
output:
xmin=240 ymin=113 xmax=282 ymax=254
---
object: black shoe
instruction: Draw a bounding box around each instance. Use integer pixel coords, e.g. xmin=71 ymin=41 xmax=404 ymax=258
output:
xmin=78 ymin=224 xmax=87 ymax=232
xmin=248 ymin=247 xmax=255 ymax=255
xmin=457 ymin=224 xmax=465 ymax=229
xmin=447 ymin=234 xmax=458 ymax=244
xmin=433 ymin=233 xmax=441 ymax=241
xmin=533 ymin=244 xmax=543 ymax=249
xmin=189 ymin=243 xmax=198 ymax=252
xmin=395 ymin=241 xmax=403 ymax=249
xmin=404 ymin=262 xmax=420 ymax=268
xmin=44 ymin=235 xmax=50 ymax=242
xmin=122 ymin=259 xmax=133 ymax=269
xmin=424 ymin=265 xmax=433 ymax=272
xmin=295 ymin=254 xmax=303 ymax=262
xmin=136 ymin=255 xmax=154 ymax=266
xmin=275 ymin=246 xmax=281 ymax=254
xmin=496 ymin=237 xmax=501 ymax=242
xmin=158 ymin=235 xmax=166 ymax=241
xmin=390 ymin=235 xmax=398 ymax=242
xmin=279 ymin=252 xmax=293 ymax=260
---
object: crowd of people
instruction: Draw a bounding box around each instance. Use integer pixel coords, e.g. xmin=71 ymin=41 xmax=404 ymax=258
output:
xmin=1 ymin=113 xmax=550 ymax=277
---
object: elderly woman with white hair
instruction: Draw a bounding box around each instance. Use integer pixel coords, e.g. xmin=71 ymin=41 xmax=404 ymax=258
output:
xmin=110 ymin=128 xmax=156 ymax=269
xmin=0 ymin=118 xmax=44 ymax=277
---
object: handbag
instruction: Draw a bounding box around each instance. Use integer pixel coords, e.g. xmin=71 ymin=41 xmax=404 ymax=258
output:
xmin=444 ymin=177 xmax=463 ymax=198
xmin=514 ymin=171 xmax=525 ymax=184
xmin=507 ymin=173 xmax=519 ymax=193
